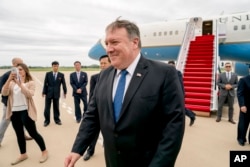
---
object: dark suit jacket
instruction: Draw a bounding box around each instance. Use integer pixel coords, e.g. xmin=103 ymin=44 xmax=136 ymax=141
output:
xmin=237 ymin=75 xmax=250 ymax=109
xmin=42 ymin=71 xmax=67 ymax=98
xmin=89 ymin=73 xmax=99 ymax=100
xmin=72 ymin=56 xmax=185 ymax=167
xmin=217 ymin=72 xmax=238 ymax=96
xmin=70 ymin=71 xmax=88 ymax=96
xmin=0 ymin=71 xmax=11 ymax=106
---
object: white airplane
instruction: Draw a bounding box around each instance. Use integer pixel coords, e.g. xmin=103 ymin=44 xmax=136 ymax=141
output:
xmin=88 ymin=11 xmax=250 ymax=116
xmin=89 ymin=11 xmax=250 ymax=75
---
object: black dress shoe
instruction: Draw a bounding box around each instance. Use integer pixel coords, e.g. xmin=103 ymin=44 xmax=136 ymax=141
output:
xmin=76 ymin=119 xmax=81 ymax=123
xmin=83 ymin=153 xmax=92 ymax=161
xmin=55 ymin=122 xmax=62 ymax=125
xmin=238 ymin=140 xmax=245 ymax=146
xmin=228 ymin=120 xmax=236 ymax=124
xmin=43 ymin=122 xmax=49 ymax=127
xmin=216 ymin=118 xmax=221 ymax=122
xmin=189 ymin=117 xmax=195 ymax=126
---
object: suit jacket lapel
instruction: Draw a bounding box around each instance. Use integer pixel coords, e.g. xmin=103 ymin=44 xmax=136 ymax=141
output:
xmin=117 ymin=57 xmax=148 ymax=123
xmin=107 ymin=69 xmax=117 ymax=122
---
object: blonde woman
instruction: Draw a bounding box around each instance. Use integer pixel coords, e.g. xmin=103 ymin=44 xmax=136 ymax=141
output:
xmin=1 ymin=63 xmax=48 ymax=165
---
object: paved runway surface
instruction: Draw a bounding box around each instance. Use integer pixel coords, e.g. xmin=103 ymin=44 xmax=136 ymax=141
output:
xmin=0 ymin=70 xmax=249 ymax=167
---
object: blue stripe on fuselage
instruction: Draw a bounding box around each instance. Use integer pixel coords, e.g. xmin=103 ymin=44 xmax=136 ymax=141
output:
xmin=88 ymin=42 xmax=250 ymax=62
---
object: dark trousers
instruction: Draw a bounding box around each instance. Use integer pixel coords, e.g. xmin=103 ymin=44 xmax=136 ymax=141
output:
xmin=87 ymin=131 xmax=99 ymax=155
xmin=185 ymin=108 xmax=195 ymax=119
xmin=217 ymin=94 xmax=234 ymax=120
xmin=11 ymin=110 xmax=46 ymax=154
xmin=44 ymin=97 xmax=60 ymax=123
xmin=74 ymin=95 xmax=88 ymax=121
xmin=237 ymin=111 xmax=250 ymax=143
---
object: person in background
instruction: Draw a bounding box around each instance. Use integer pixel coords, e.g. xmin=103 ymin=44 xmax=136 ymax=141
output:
xmin=237 ymin=70 xmax=250 ymax=146
xmin=70 ymin=61 xmax=88 ymax=123
xmin=64 ymin=19 xmax=185 ymax=167
xmin=0 ymin=58 xmax=32 ymax=148
xmin=83 ymin=54 xmax=111 ymax=161
xmin=168 ymin=60 xmax=196 ymax=126
xmin=216 ymin=62 xmax=238 ymax=124
xmin=42 ymin=61 xmax=67 ymax=127
xmin=1 ymin=63 xmax=48 ymax=165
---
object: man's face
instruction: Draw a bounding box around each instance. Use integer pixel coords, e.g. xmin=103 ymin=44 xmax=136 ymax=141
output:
xmin=105 ymin=28 xmax=138 ymax=70
xmin=225 ymin=64 xmax=232 ymax=72
xmin=74 ymin=62 xmax=81 ymax=71
xmin=100 ymin=57 xmax=111 ymax=70
xmin=52 ymin=64 xmax=59 ymax=72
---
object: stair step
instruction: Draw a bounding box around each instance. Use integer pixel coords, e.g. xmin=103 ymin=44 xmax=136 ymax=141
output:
xmin=184 ymin=76 xmax=212 ymax=82
xmin=185 ymin=86 xmax=211 ymax=93
xmin=185 ymin=64 xmax=213 ymax=68
xmin=185 ymin=98 xmax=211 ymax=105
xmin=185 ymin=93 xmax=211 ymax=100
xmin=184 ymin=81 xmax=212 ymax=87
xmin=185 ymin=104 xmax=210 ymax=112
xmin=186 ymin=59 xmax=213 ymax=63
xmin=184 ymin=72 xmax=212 ymax=77
xmin=185 ymin=68 xmax=213 ymax=72
xmin=188 ymin=51 xmax=213 ymax=55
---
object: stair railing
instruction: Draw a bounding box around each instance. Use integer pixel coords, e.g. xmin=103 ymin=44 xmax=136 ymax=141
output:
xmin=211 ymin=19 xmax=219 ymax=111
xmin=176 ymin=17 xmax=202 ymax=73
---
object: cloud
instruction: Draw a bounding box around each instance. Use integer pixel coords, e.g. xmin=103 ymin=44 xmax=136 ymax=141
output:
xmin=0 ymin=0 xmax=249 ymax=66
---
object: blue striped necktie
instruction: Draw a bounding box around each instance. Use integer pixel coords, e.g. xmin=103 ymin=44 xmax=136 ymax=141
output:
xmin=113 ymin=70 xmax=128 ymax=122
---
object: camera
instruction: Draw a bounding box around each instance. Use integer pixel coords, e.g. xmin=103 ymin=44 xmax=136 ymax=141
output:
xmin=11 ymin=67 xmax=20 ymax=80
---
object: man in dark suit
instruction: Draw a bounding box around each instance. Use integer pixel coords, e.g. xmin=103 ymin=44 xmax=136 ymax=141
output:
xmin=83 ymin=55 xmax=111 ymax=161
xmin=216 ymin=62 xmax=238 ymax=123
xmin=168 ymin=60 xmax=196 ymax=126
xmin=237 ymin=71 xmax=250 ymax=146
xmin=64 ymin=19 xmax=185 ymax=167
xmin=70 ymin=61 xmax=88 ymax=123
xmin=42 ymin=61 xmax=67 ymax=126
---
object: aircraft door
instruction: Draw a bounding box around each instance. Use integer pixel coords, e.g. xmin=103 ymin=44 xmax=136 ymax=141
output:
xmin=202 ymin=20 xmax=213 ymax=35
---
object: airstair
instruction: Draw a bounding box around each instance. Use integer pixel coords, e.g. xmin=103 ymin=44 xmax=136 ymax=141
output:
xmin=176 ymin=18 xmax=219 ymax=116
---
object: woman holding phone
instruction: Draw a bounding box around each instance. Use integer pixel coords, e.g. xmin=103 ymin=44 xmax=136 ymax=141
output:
xmin=1 ymin=63 xmax=48 ymax=165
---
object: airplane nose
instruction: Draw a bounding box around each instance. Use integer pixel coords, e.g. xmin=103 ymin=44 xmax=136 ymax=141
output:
xmin=88 ymin=39 xmax=107 ymax=60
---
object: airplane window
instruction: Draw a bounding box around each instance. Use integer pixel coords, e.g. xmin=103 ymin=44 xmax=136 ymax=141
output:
xmin=241 ymin=25 xmax=246 ymax=30
xmin=153 ymin=32 xmax=156 ymax=36
xmin=175 ymin=31 xmax=178 ymax=35
xmin=158 ymin=32 xmax=162 ymax=36
xmin=233 ymin=25 xmax=238 ymax=31
xmin=164 ymin=31 xmax=167 ymax=36
xmin=170 ymin=31 xmax=173 ymax=35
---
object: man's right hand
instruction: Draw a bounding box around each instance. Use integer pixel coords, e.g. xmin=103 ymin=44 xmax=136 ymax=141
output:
xmin=64 ymin=152 xmax=81 ymax=167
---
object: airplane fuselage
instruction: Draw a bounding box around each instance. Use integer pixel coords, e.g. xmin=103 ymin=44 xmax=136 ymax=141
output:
xmin=89 ymin=12 xmax=250 ymax=64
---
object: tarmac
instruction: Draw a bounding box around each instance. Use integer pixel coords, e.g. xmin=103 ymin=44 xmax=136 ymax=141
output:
xmin=0 ymin=70 xmax=249 ymax=167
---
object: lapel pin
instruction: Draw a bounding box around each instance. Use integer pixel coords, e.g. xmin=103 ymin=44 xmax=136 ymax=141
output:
xmin=136 ymin=73 xmax=142 ymax=77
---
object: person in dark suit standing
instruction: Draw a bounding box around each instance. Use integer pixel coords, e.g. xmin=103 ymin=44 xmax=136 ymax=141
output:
xmin=216 ymin=62 xmax=238 ymax=124
xmin=64 ymin=19 xmax=185 ymax=167
xmin=237 ymin=71 xmax=250 ymax=146
xmin=42 ymin=61 xmax=67 ymax=126
xmin=83 ymin=55 xmax=111 ymax=161
xmin=69 ymin=61 xmax=88 ymax=123
xmin=168 ymin=60 xmax=196 ymax=126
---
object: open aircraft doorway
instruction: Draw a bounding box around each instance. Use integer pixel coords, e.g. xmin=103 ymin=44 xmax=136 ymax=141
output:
xmin=202 ymin=20 xmax=213 ymax=35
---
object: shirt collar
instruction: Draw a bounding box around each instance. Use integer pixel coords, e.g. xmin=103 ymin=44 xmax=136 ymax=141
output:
xmin=116 ymin=53 xmax=141 ymax=76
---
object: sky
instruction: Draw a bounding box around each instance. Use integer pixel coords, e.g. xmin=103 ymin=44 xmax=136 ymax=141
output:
xmin=0 ymin=0 xmax=249 ymax=67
